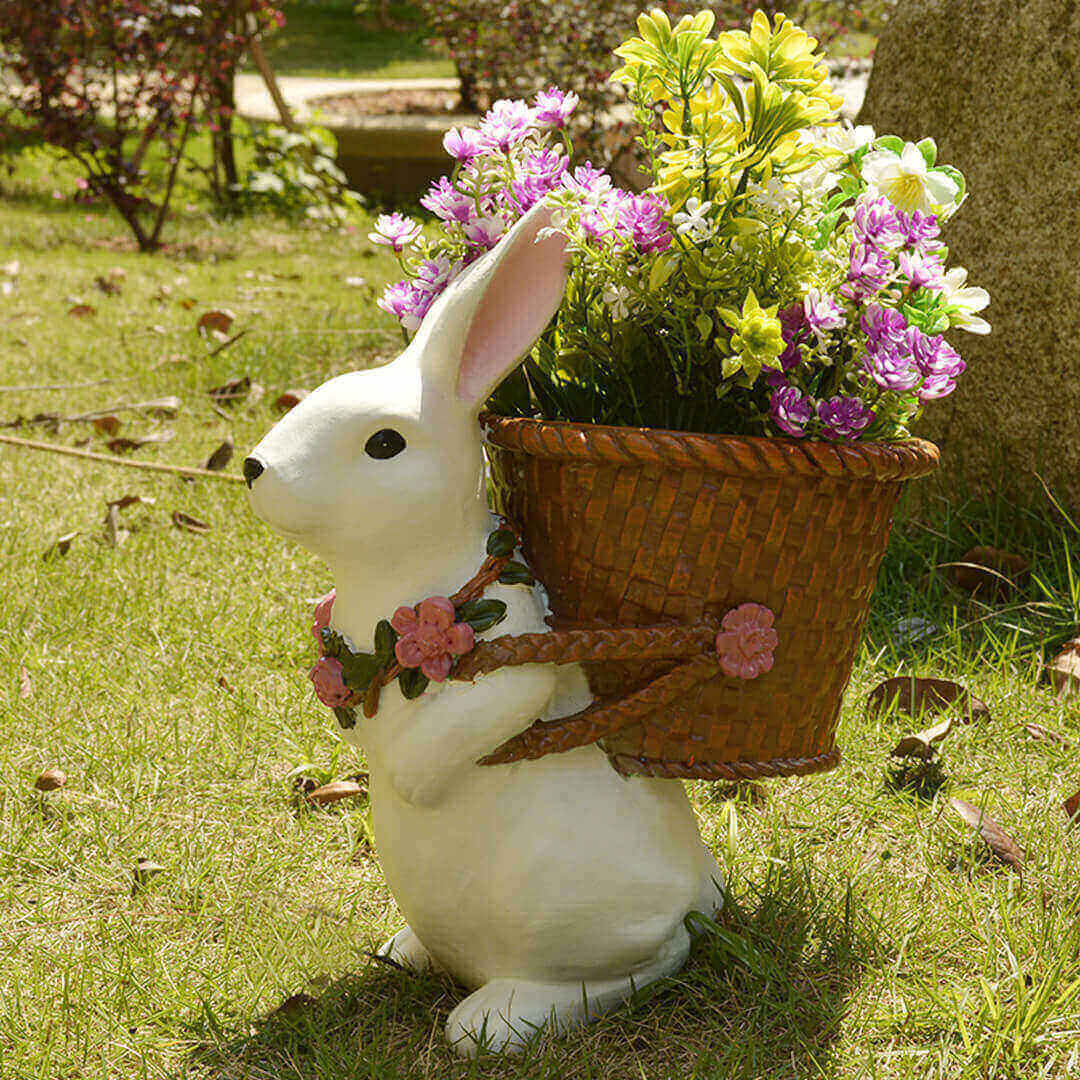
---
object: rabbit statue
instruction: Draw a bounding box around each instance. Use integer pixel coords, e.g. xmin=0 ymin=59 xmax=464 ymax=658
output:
xmin=245 ymin=203 xmax=723 ymax=1057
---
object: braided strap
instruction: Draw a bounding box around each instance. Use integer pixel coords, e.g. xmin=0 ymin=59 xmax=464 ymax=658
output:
xmin=477 ymin=655 xmax=717 ymax=766
xmin=607 ymin=745 xmax=842 ymax=781
xmin=453 ymin=623 xmax=717 ymax=682
xmin=482 ymin=414 xmax=939 ymax=483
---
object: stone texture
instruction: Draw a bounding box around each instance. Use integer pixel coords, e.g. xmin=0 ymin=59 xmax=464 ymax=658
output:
xmin=859 ymin=0 xmax=1080 ymax=507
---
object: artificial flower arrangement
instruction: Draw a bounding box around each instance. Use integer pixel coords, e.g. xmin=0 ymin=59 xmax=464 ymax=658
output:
xmin=372 ymin=7 xmax=989 ymax=441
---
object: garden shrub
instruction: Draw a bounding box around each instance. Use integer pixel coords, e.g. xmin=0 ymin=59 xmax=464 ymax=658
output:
xmin=0 ymin=0 xmax=283 ymax=250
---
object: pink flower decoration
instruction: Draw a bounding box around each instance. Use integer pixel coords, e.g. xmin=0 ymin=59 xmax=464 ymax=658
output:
xmin=312 ymin=589 xmax=336 ymax=649
xmin=391 ymin=596 xmax=475 ymax=682
xmin=309 ymin=656 xmax=350 ymax=707
xmin=715 ymin=603 xmax=778 ymax=680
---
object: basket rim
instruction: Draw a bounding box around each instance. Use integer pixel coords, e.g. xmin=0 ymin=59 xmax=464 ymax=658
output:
xmin=481 ymin=413 xmax=939 ymax=482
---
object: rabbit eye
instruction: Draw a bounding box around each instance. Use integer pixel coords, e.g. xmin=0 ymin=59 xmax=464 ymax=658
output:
xmin=365 ymin=428 xmax=407 ymax=460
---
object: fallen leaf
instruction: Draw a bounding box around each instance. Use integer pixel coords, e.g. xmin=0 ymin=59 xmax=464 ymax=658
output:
xmin=867 ymin=676 xmax=990 ymax=724
xmin=106 ymin=431 xmax=175 ymax=453
xmin=106 ymin=494 xmax=156 ymax=511
xmin=891 ymin=715 xmax=954 ymax=760
xmin=133 ymin=857 xmax=166 ymax=889
xmin=149 ymin=324 xmax=168 ymax=335
xmin=307 ymin=779 xmax=367 ymax=807
xmin=944 ymin=546 xmax=1031 ymax=599
xmin=91 ymin=414 xmax=121 ymax=436
xmin=18 ymin=665 xmax=31 ymax=699
xmin=270 ymin=993 xmax=315 ymax=1018
xmin=1023 ymin=722 xmax=1072 ymax=748
xmin=93 ymin=274 xmax=121 ymax=296
xmin=139 ymin=396 xmax=182 ymax=419
xmin=217 ymin=674 xmax=233 ymax=692
xmin=949 ymin=798 xmax=1023 ymax=870
xmin=274 ymin=388 xmax=309 ymax=412
xmin=1046 ymin=640 xmax=1080 ymax=698
xmin=43 ymin=530 xmax=79 ymax=559
xmin=1065 ymin=791 xmax=1080 ymax=821
xmin=171 ymin=511 xmax=211 ymax=535
xmin=35 ymin=768 xmax=66 ymax=792
xmin=203 ymin=436 xmax=234 ymax=472
xmin=207 ymin=376 xmax=250 ymax=406
xmin=103 ymin=503 xmax=129 ymax=548
xmin=197 ymin=309 xmax=235 ymax=336
xmin=178 ymin=297 xmax=197 ymax=310
xmin=68 ymin=303 xmax=96 ymax=318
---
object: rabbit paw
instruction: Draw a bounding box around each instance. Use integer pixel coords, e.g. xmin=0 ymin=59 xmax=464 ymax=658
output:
xmin=377 ymin=925 xmax=435 ymax=974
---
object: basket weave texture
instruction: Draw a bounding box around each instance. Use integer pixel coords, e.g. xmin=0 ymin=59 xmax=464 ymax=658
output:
xmin=483 ymin=415 xmax=939 ymax=781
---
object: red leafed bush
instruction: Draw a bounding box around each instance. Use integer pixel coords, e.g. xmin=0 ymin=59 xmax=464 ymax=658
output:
xmin=0 ymin=1 xmax=283 ymax=250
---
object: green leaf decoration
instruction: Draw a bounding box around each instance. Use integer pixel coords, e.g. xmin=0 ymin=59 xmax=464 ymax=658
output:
xmin=333 ymin=706 xmax=356 ymax=730
xmin=498 ymin=561 xmax=535 ymax=586
xmin=338 ymin=651 xmax=382 ymax=693
xmin=374 ymin=619 xmax=398 ymax=667
xmin=398 ymin=667 xmax=429 ymax=699
xmin=455 ymin=597 xmax=508 ymax=632
xmin=320 ymin=627 xmax=347 ymax=661
xmin=486 ymin=528 xmax=517 ymax=557
xmin=873 ymin=135 xmax=905 ymax=155
xmin=916 ymin=137 xmax=937 ymax=168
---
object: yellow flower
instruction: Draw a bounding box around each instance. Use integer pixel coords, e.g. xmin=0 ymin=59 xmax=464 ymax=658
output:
xmin=716 ymin=289 xmax=784 ymax=381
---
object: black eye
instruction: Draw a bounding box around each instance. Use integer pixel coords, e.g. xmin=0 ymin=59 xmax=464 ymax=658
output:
xmin=365 ymin=428 xmax=407 ymax=460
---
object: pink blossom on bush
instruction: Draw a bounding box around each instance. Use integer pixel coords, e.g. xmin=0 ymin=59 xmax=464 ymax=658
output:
xmin=715 ymin=604 xmax=778 ymax=680
xmin=312 ymin=589 xmax=335 ymax=648
xmin=391 ymin=597 xmax=475 ymax=682
xmin=309 ymin=656 xmax=350 ymax=707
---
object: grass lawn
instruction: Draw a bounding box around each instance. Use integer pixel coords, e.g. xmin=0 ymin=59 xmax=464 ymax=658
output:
xmin=253 ymin=0 xmax=454 ymax=81
xmin=4 ymin=150 xmax=1080 ymax=1080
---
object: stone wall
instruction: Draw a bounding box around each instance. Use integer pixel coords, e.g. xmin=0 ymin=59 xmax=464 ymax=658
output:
xmin=859 ymin=0 xmax=1080 ymax=507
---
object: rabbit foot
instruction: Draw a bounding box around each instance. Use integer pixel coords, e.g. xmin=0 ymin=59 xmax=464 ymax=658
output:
xmin=445 ymin=927 xmax=691 ymax=1057
xmin=377 ymin=925 xmax=436 ymax=973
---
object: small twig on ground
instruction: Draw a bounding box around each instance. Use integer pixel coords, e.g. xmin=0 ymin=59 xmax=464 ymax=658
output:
xmin=205 ymin=328 xmax=248 ymax=358
xmin=0 ymin=433 xmax=245 ymax=483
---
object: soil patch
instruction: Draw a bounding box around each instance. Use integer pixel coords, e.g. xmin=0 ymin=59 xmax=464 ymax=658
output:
xmin=313 ymin=88 xmax=467 ymax=120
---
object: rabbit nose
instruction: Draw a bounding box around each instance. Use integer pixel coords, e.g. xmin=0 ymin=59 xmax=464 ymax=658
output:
xmin=242 ymin=456 xmax=265 ymax=488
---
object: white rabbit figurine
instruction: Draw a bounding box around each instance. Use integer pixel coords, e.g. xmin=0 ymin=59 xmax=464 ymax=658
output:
xmin=246 ymin=203 xmax=723 ymax=1057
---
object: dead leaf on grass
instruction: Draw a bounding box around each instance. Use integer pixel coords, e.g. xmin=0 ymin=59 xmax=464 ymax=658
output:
xmin=203 ymin=436 xmax=234 ymax=472
xmin=207 ymin=376 xmax=250 ymax=406
xmin=891 ymin=715 xmax=955 ymax=760
xmin=171 ymin=511 xmax=211 ymax=535
xmin=867 ymin=676 xmax=990 ymax=724
xmin=270 ymin=993 xmax=315 ymax=1019
xmin=1046 ymin=640 xmax=1080 ymax=699
xmin=217 ymin=674 xmax=233 ymax=692
xmin=274 ymin=388 xmax=308 ymax=412
xmin=943 ymin=546 xmax=1031 ymax=599
xmin=949 ymin=797 xmax=1023 ymax=871
xmin=306 ymin=779 xmax=367 ymax=807
xmin=103 ymin=503 xmax=129 ymax=547
xmin=133 ymin=858 xmax=166 ymax=890
xmin=106 ymin=431 xmax=175 ymax=453
xmin=1065 ymin=791 xmax=1080 ymax=821
xmin=93 ymin=274 xmax=121 ymax=296
xmin=35 ymin=768 xmax=66 ymax=792
xmin=139 ymin=396 xmax=182 ymax=419
xmin=197 ymin=309 xmax=235 ymax=337
xmin=178 ymin=297 xmax=197 ymax=310
xmin=1023 ymin=722 xmax=1072 ymax=748
xmin=18 ymin=666 xmax=32 ymax=700
xmin=68 ymin=303 xmax=96 ymax=318
xmin=43 ymin=530 xmax=79 ymax=559
xmin=91 ymin=414 xmax=121 ymax=435
xmin=106 ymin=494 xmax=156 ymax=511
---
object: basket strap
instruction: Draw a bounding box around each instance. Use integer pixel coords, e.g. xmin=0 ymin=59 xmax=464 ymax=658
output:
xmin=452 ymin=622 xmax=717 ymax=681
xmin=476 ymin=655 xmax=717 ymax=766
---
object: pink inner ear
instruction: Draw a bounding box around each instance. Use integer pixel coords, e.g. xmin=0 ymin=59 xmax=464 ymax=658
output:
xmin=457 ymin=224 xmax=569 ymax=405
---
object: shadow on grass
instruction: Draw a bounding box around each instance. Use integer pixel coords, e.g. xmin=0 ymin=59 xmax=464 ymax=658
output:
xmin=187 ymin=861 xmax=875 ymax=1079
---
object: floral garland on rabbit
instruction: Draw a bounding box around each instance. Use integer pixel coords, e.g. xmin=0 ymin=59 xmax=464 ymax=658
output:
xmin=307 ymin=523 xmax=779 ymax=739
xmin=309 ymin=524 xmax=531 ymax=728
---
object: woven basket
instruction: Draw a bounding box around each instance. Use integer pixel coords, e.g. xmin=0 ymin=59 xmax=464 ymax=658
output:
xmin=483 ymin=415 xmax=939 ymax=782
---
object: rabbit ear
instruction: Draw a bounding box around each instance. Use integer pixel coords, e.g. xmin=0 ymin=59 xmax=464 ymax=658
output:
xmin=451 ymin=204 xmax=569 ymax=406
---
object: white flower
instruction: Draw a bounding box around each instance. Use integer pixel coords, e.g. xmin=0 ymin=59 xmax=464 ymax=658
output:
xmin=821 ymin=123 xmax=876 ymax=155
xmin=860 ymin=142 xmax=959 ymax=216
xmin=672 ymin=197 xmax=714 ymax=241
xmin=602 ymin=283 xmax=632 ymax=321
xmin=788 ymin=163 xmax=840 ymax=204
xmin=940 ymin=267 xmax=990 ymax=334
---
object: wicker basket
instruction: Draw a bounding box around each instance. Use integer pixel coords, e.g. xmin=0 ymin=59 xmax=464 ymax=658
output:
xmin=483 ymin=415 xmax=939 ymax=781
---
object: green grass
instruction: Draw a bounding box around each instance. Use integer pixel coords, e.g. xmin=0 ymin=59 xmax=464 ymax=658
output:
xmin=253 ymin=0 xmax=453 ymax=80
xmin=4 ymin=154 xmax=1080 ymax=1079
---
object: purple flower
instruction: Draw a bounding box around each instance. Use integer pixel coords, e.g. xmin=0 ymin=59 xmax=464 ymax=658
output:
xmin=508 ymin=148 xmax=569 ymax=211
xmin=369 ymin=212 xmax=421 ymax=252
xmin=860 ymin=302 xmax=907 ymax=345
xmin=533 ymin=87 xmax=579 ymax=129
xmin=907 ymin=328 xmax=965 ymax=400
xmin=840 ymin=242 xmax=893 ymax=301
xmin=309 ymin=656 xmax=350 ymax=708
xmin=377 ymin=280 xmax=433 ymax=333
xmin=479 ymin=99 xmax=536 ymax=152
xmin=818 ymin=396 xmax=874 ymax=440
xmin=420 ymin=177 xmax=475 ymax=223
xmin=616 ymin=194 xmax=672 ymax=253
xmin=803 ymin=288 xmax=846 ymax=339
xmin=864 ymin=342 xmax=921 ymax=391
xmin=898 ymin=209 xmax=942 ymax=251
xmin=852 ymin=194 xmax=902 ymax=249
xmin=443 ymin=126 xmax=483 ymax=164
xmin=770 ymin=385 xmax=815 ymax=437
xmin=463 ymin=215 xmax=506 ymax=250
xmin=773 ymin=303 xmax=809 ymax=378
xmin=562 ymin=162 xmax=613 ymax=197
xmin=391 ymin=597 xmax=475 ymax=682
xmin=414 ymin=256 xmax=462 ymax=296
xmin=898 ymin=249 xmax=945 ymax=290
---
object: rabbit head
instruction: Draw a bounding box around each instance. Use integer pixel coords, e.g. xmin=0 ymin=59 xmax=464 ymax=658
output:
xmin=246 ymin=204 xmax=569 ymax=583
